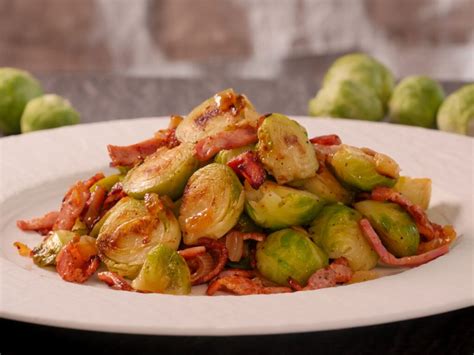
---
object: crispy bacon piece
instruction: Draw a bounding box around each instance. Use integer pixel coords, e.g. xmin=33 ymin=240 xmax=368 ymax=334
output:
xmin=53 ymin=181 xmax=90 ymax=231
xmin=313 ymin=144 xmax=339 ymax=165
xmin=98 ymin=271 xmax=135 ymax=292
xmin=191 ymin=238 xmax=229 ymax=285
xmin=17 ymin=211 xmax=59 ymax=235
xmin=227 ymin=151 xmax=266 ymax=189
xmin=56 ymin=236 xmax=100 ymax=283
xmin=359 ymin=219 xmax=450 ymax=267
xmin=195 ymin=126 xmax=258 ymax=162
xmin=101 ymin=183 xmax=127 ymax=215
xmin=217 ymin=269 xmax=256 ymax=279
xmin=309 ymin=134 xmax=342 ymax=146
xmin=83 ymin=185 xmax=107 ymax=230
xmin=178 ymin=246 xmax=206 ymax=260
xmin=207 ymin=275 xmax=292 ymax=295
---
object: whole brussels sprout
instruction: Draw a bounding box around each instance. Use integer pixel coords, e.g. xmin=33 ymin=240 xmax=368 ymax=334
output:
xmin=329 ymin=145 xmax=396 ymax=191
xmin=393 ymin=176 xmax=431 ymax=210
xmin=257 ymin=113 xmax=318 ymax=184
xmin=214 ymin=144 xmax=255 ymax=165
xmin=245 ymin=181 xmax=325 ymax=230
xmin=256 ymin=228 xmax=328 ymax=286
xmin=309 ymin=204 xmax=378 ymax=271
xmin=179 ymin=163 xmax=245 ymax=245
xmin=176 ymin=88 xmax=260 ymax=143
xmin=122 ymin=143 xmax=199 ymax=200
xmin=322 ymin=53 xmax=394 ymax=105
xmin=20 ymin=94 xmax=80 ymax=133
xmin=308 ymin=80 xmax=385 ymax=121
xmin=32 ymin=230 xmax=76 ymax=267
xmin=0 ymin=67 xmax=43 ymax=134
xmin=132 ymin=244 xmax=191 ymax=295
xmin=96 ymin=193 xmax=181 ymax=278
xmin=354 ymin=200 xmax=420 ymax=257
xmin=389 ymin=76 xmax=445 ymax=128
xmin=437 ymin=84 xmax=474 ymax=136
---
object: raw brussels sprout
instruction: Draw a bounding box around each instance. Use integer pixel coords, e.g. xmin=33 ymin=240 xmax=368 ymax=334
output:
xmin=20 ymin=94 xmax=80 ymax=133
xmin=90 ymin=174 xmax=122 ymax=192
xmin=289 ymin=166 xmax=353 ymax=204
xmin=122 ymin=143 xmax=199 ymax=200
xmin=308 ymin=80 xmax=385 ymax=121
xmin=131 ymin=244 xmax=191 ymax=295
xmin=256 ymin=229 xmax=328 ymax=286
xmin=389 ymin=76 xmax=445 ymax=128
xmin=96 ymin=194 xmax=181 ymax=278
xmin=245 ymin=181 xmax=326 ymax=230
xmin=179 ymin=163 xmax=245 ymax=245
xmin=176 ymin=89 xmax=260 ymax=143
xmin=394 ymin=176 xmax=431 ymax=210
xmin=214 ymin=144 xmax=255 ymax=165
xmin=437 ymin=84 xmax=474 ymax=136
xmin=309 ymin=204 xmax=378 ymax=271
xmin=257 ymin=113 xmax=318 ymax=184
xmin=322 ymin=53 xmax=394 ymax=105
xmin=354 ymin=200 xmax=420 ymax=257
xmin=329 ymin=145 xmax=396 ymax=191
xmin=0 ymin=67 xmax=43 ymax=134
xmin=32 ymin=230 xmax=76 ymax=267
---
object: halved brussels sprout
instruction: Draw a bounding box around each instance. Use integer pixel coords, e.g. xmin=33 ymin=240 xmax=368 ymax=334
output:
xmin=90 ymin=174 xmax=122 ymax=192
xmin=214 ymin=144 xmax=255 ymax=165
xmin=96 ymin=194 xmax=181 ymax=278
xmin=32 ymin=230 xmax=76 ymax=267
xmin=71 ymin=219 xmax=88 ymax=236
xmin=256 ymin=228 xmax=328 ymax=286
xmin=176 ymin=89 xmax=260 ymax=143
xmin=179 ymin=163 xmax=245 ymax=245
xmin=329 ymin=145 xmax=396 ymax=191
xmin=257 ymin=113 xmax=318 ymax=184
xmin=245 ymin=181 xmax=325 ymax=230
xmin=289 ymin=166 xmax=353 ymax=204
xmin=354 ymin=200 xmax=420 ymax=257
xmin=309 ymin=204 xmax=378 ymax=271
xmin=122 ymin=143 xmax=199 ymax=200
xmin=394 ymin=176 xmax=431 ymax=210
xmin=131 ymin=244 xmax=191 ymax=295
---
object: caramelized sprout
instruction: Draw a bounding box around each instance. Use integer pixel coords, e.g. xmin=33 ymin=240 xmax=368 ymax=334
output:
xmin=32 ymin=230 xmax=76 ymax=267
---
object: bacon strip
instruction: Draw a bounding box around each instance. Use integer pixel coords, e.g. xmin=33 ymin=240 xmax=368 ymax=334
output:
xmin=310 ymin=134 xmax=342 ymax=146
xmin=359 ymin=219 xmax=450 ymax=267
xmin=217 ymin=269 xmax=256 ymax=279
xmin=195 ymin=126 xmax=258 ymax=162
xmin=178 ymin=246 xmax=206 ymax=260
xmin=101 ymin=183 xmax=127 ymax=215
xmin=191 ymin=238 xmax=228 ymax=285
xmin=98 ymin=271 xmax=135 ymax=291
xmin=53 ymin=181 xmax=90 ymax=231
xmin=56 ymin=236 xmax=100 ymax=283
xmin=227 ymin=151 xmax=266 ymax=189
xmin=207 ymin=275 xmax=292 ymax=295
xmin=83 ymin=185 xmax=107 ymax=230
xmin=17 ymin=211 xmax=59 ymax=235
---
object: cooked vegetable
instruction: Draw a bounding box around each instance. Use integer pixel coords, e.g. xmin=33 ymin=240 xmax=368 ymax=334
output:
xmin=89 ymin=174 xmax=122 ymax=192
xmin=309 ymin=204 xmax=378 ymax=271
xmin=176 ymin=89 xmax=260 ymax=143
xmin=354 ymin=200 xmax=420 ymax=257
xmin=122 ymin=143 xmax=198 ymax=200
xmin=32 ymin=230 xmax=76 ymax=267
xmin=393 ymin=176 xmax=432 ymax=210
xmin=257 ymin=113 xmax=318 ymax=184
xmin=329 ymin=145 xmax=397 ymax=191
xmin=214 ymin=144 xmax=255 ymax=165
xmin=245 ymin=181 xmax=325 ymax=230
xmin=437 ymin=84 xmax=474 ymax=136
xmin=256 ymin=229 xmax=328 ymax=286
xmin=179 ymin=163 xmax=245 ymax=245
xmin=131 ymin=244 xmax=191 ymax=295
xmin=96 ymin=194 xmax=181 ymax=278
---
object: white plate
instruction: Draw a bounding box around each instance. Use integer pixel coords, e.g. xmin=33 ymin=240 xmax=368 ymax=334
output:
xmin=0 ymin=117 xmax=472 ymax=336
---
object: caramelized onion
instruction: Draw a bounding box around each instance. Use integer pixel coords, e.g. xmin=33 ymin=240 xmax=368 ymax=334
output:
xmin=225 ymin=231 xmax=244 ymax=262
xmin=188 ymin=253 xmax=214 ymax=285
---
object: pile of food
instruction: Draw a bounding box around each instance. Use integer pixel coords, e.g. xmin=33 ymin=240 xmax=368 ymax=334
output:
xmin=15 ymin=89 xmax=456 ymax=296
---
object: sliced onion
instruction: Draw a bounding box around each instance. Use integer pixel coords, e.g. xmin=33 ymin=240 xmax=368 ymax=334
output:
xmin=226 ymin=231 xmax=244 ymax=262
xmin=189 ymin=253 xmax=214 ymax=285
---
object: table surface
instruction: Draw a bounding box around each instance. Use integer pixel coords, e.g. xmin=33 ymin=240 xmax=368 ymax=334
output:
xmin=1 ymin=74 xmax=473 ymax=354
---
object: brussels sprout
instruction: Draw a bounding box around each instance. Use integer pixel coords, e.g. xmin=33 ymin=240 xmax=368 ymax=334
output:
xmin=329 ymin=145 xmax=396 ymax=191
xmin=437 ymin=84 xmax=474 ymax=136
xmin=32 ymin=230 xmax=76 ymax=267
xmin=322 ymin=53 xmax=394 ymax=105
xmin=0 ymin=67 xmax=43 ymax=134
xmin=394 ymin=176 xmax=431 ymax=210
xmin=90 ymin=174 xmax=122 ymax=192
xmin=71 ymin=219 xmax=88 ymax=236
xmin=96 ymin=194 xmax=181 ymax=278
xmin=257 ymin=113 xmax=318 ymax=184
xmin=309 ymin=204 xmax=378 ymax=271
xmin=389 ymin=76 xmax=445 ymax=128
xmin=131 ymin=244 xmax=191 ymax=295
xmin=214 ymin=144 xmax=255 ymax=165
xmin=354 ymin=200 xmax=420 ymax=257
xmin=20 ymin=94 xmax=80 ymax=133
xmin=176 ymin=89 xmax=261 ymax=143
xmin=245 ymin=181 xmax=325 ymax=230
xmin=179 ymin=163 xmax=245 ymax=245
xmin=122 ymin=143 xmax=199 ymax=200
xmin=256 ymin=229 xmax=328 ymax=286
xmin=233 ymin=213 xmax=262 ymax=233
xmin=289 ymin=166 xmax=353 ymax=204
xmin=308 ymin=80 xmax=385 ymax=121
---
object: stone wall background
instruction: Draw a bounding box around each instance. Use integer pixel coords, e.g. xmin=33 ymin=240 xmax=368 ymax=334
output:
xmin=0 ymin=0 xmax=473 ymax=80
